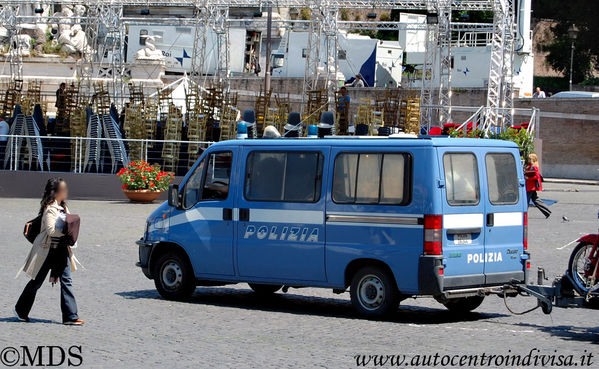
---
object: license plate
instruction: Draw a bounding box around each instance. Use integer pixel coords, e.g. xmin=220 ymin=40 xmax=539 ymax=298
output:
xmin=454 ymin=233 xmax=472 ymax=245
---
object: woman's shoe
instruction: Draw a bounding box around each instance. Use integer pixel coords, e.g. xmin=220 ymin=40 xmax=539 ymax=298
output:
xmin=63 ymin=319 xmax=85 ymax=325
xmin=13 ymin=307 xmax=30 ymax=322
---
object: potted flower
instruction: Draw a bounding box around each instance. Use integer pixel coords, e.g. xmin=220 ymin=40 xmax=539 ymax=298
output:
xmin=117 ymin=160 xmax=174 ymax=203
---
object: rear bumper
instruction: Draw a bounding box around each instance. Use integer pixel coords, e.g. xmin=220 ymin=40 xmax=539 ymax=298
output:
xmin=418 ymin=256 xmax=444 ymax=295
xmin=443 ymin=271 xmax=525 ymax=290
xmin=136 ymin=239 xmax=157 ymax=279
xmin=418 ymin=253 xmax=529 ymax=297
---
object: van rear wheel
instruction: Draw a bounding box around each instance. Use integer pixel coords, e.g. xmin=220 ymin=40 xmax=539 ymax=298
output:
xmin=440 ymin=296 xmax=485 ymax=313
xmin=153 ymin=251 xmax=196 ymax=301
xmin=350 ymin=266 xmax=399 ymax=317
xmin=248 ymin=283 xmax=282 ymax=295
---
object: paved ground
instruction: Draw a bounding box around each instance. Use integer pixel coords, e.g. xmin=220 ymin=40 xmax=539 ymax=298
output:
xmin=0 ymin=183 xmax=598 ymax=368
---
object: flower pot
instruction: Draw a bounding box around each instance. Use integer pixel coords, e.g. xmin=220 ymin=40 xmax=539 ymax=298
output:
xmin=123 ymin=189 xmax=163 ymax=203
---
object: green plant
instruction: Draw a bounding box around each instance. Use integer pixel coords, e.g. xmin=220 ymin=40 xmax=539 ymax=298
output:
xmin=42 ymin=37 xmax=63 ymax=55
xmin=379 ymin=13 xmax=391 ymax=21
xmin=448 ymin=128 xmax=485 ymax=139
xmin=300 ymin=8 xmax=311 ymax=20
xmin=448 ymin=127 xmax=535 ymax=161
xmin=117 ymin=160 xmax=174 ymax=191
xmin=579 ymin=77 xmax=599 ymax=86
xmin=492 ymin=128 xmax=535 ymax=161
xmin=340 ymin=8 xmax=349 ymax=21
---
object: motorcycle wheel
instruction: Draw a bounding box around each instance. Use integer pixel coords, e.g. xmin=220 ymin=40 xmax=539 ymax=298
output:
xmin=568 ymin=242 xmax=599 ymax=295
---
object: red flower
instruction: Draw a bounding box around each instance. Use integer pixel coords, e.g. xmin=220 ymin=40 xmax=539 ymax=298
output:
xmin=142 ymin=176 xmax=147 ymax=180
xmin=150 ymin=183 xmax=156 ymax=188
xmin=121 ymin=185 xmax=126 ymax=189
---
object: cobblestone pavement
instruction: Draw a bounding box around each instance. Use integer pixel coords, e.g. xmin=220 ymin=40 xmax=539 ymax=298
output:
xmin=0 ymin=183 xmax=598 ymax=368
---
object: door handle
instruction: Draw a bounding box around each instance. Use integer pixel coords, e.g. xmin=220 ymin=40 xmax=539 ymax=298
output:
xmin=223 ymin=208 xmax=233 ymax=221
xmin=239 ymin=208 xmax=250 ymax=222
xmin=486 ymin=213 xmax=494 ymax=227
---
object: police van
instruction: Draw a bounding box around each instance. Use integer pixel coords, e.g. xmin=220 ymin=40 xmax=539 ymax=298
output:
xmin=137 ymin=137 xmax=529 ymax=317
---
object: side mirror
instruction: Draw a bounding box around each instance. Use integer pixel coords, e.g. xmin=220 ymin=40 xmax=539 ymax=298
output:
xmin=168 ymin=184 xmax=181 ymax=209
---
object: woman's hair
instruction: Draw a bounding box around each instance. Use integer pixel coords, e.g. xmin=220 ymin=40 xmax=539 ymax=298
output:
xmin=40 ymin=178 xmax=67 ymax=215
xmin=528 ymin=153 xmax=539 ymax=166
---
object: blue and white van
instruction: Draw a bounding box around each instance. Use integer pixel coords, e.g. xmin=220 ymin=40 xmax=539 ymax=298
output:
xmin=137 ymin=137 xmax=529 ymax=317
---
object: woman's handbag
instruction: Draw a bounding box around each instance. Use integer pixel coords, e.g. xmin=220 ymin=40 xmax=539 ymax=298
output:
xmin=23 ymin=215 xmax=42 ymax=244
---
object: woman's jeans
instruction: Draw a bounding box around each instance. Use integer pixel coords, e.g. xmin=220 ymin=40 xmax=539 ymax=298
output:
xmin=15 ymin=256 xmax=79 ymax=322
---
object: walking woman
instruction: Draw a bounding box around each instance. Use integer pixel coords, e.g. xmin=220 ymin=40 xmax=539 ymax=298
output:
xmin=525 ymin=153 xmax=551 ymax=219
xmin=14 ymin=178 xmax=84 ymax=325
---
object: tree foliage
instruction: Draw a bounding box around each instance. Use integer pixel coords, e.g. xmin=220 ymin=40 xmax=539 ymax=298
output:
xmin=532 ymin=0 xmax=599 ymax=83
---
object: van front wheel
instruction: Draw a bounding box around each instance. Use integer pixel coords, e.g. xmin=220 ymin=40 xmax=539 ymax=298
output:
xmin=350 ymin=267 xmax=399 ymax=317
xmin=440 ymin=296 xmax=485 ymax=313
xmin=153 ymin=252 xmax=196 ymax=301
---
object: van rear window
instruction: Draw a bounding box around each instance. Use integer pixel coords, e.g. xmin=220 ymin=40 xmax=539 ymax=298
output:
xmin=443 ymin=153 xmax=480 ymax=206
xmin=245 ymin=151 xmax=323 ymax=202
xmin=332 ymin=153 xmax=411 ymax=205
xmin=486 ymin=153 xmax=519 ymax=205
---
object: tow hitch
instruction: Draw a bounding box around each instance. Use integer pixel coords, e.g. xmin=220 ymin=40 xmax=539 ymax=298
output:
xmin=502 ymin=267 xmax=599 ymax=315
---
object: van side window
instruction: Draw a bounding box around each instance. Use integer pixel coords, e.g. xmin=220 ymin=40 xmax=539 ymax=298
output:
xmin=443 ymin=153 xmax=480 ymax=206
xmin=183 ymin=158 xmax=205 ymax=209
xmin=183 ymin=151 xmax=232 ymax=208
xmin=332 ymin=153 xmax=410 ymax=205
xmin=202 ymin=151 xmax=233 ymax=201
xmin=486 ymin=153 xmax=519 ymax=205
xmin=245 ymin=151 xmax=323 ymax=202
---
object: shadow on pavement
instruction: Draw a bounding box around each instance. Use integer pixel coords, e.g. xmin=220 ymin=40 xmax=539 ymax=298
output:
xmin=116 ymin=287 xmax=508 ymax=324
xmin=0 ymin=316 xmax=55 ymax=324
xmin=514 ymin=322 xmax=599 ymax=344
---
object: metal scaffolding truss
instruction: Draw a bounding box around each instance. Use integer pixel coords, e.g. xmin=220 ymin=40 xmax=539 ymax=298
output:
xmin=81 ymin=4 xmax=126 ymax=104
xmin=0 ymin=5 xmax=22 ymax=80
xmin=302 ymin=0 xmax=339 ymax=111
xmin=420 ymin=24 xmax=437 ymax=130
xmin=436 ymin=0 xmax=452 ymax=125
xmin=2 ymin=1 xmax=496 ymax=9
xmin=482 ymin=0 xmax=515 ymax=132
xmin=190 ymin=2 xmax=230 ymax=90
xmin=2 ymin=0 xmax=516 ymax=129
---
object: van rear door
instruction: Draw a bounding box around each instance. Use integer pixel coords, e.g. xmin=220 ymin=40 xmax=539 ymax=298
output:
xmin=481 ymin=150 xmax=526 ymax=284
xmin=438 ymin=149 xmax=486 ymax=288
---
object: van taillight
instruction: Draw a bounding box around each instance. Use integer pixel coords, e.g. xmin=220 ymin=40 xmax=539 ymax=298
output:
xmin=523 ymin=212 xmax=528 ymax=250
xmin=424 ymin=215 xmax=443 ymax=255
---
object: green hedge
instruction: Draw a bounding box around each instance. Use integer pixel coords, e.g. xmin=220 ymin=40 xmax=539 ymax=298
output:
xmin=532 ymin=76 xmax=569 ymax=95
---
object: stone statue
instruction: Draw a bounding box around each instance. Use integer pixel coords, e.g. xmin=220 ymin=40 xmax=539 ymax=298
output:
xmin=21 ymin=3 xmax=50 ymax=55
xmin=51 ymin=5 xmax=91 ymax=56
xmin=135 ymin=34 xmax=165 ymax=60
xmin=11 ymin=34 xmax=32 ymax=56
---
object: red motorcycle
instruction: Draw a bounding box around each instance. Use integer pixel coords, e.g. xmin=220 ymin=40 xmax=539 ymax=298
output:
xmin=568 ymin=228 xmax=599 ymax=297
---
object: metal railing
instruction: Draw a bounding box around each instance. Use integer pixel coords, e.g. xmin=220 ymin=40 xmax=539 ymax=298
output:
xmin=0 ymin=134 xmax=214 ymax=175
xmin=453 ymin=105 xmax=540 ymax=135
